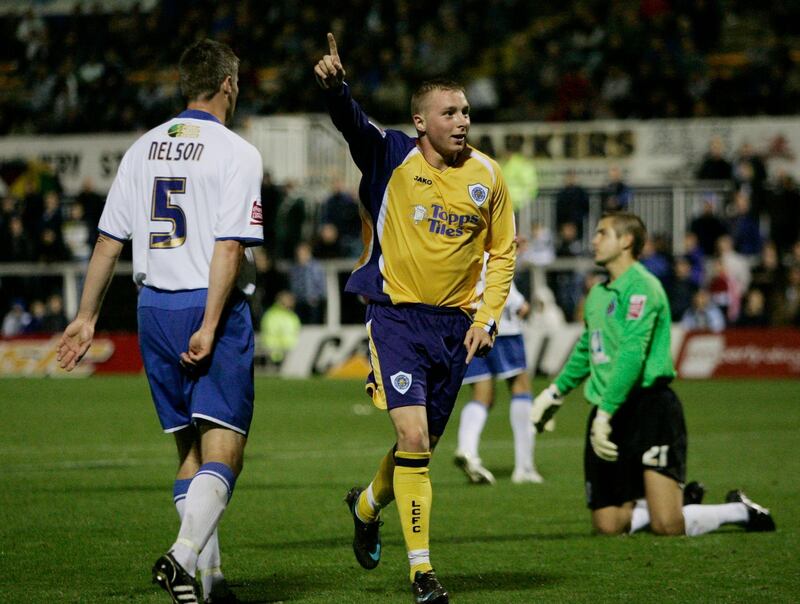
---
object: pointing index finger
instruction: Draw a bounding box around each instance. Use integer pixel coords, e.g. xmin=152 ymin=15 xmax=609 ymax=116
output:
xmin=327 ymin=32 xmax=339 ymax=59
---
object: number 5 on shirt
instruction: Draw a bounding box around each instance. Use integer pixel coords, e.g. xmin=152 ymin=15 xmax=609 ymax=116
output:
xmin=150 ymin=177 xmax=187 ymax=249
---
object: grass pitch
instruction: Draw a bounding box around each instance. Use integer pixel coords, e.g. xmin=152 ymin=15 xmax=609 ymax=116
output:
xmin=1 ymin=376 xmax=798 ymax=603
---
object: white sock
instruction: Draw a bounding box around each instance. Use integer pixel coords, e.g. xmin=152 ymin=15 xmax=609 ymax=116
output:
xmin=170 ymin=463 xmax=236 ymax=576
xmin=457 ymin=401 xmax=489 ymax=459
xmin=176 ymin=496 xmax=224 ymax=595
xmin=683 ymin=503 xmax=749 ymax=536
xmin=629 ymin=499 xmax=650 ymax=534
xmin=510 ymin=394 xmax=534 ymax=473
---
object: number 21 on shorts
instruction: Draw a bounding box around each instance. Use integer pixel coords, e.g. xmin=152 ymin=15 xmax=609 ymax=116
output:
xmin=642 ymin=445 xmax=669 ymax=468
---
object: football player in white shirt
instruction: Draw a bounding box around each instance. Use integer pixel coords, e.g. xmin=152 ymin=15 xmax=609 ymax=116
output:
xmin=57 ymin=39 xmax=262 ymax=604
xmin=454 ymin=266 xmax=545 ymax=486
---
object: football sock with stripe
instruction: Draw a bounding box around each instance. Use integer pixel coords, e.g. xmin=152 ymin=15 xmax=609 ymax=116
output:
xmin=394 ymin=450 xmax=433 ymax=581
xmin=510 ymin=394 xmax=535 ymax=472
xmin=457 ymin=401 xmax=488 ymax=459
xmin=174 ymin=478 xmax=225 ymax=595
xmin=170 ymin=462 xmax=236 ymax=576
xmin=356 ymin=446 xmax=396 ymax=523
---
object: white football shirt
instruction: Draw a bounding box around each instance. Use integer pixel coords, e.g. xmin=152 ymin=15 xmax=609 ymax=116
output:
xmin=99 ymin=110 xmax=263 ymax=291
xmin=475 ymin=252 xmax=526 ymax=336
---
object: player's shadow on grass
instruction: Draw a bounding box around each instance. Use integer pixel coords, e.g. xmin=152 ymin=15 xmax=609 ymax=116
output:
xmin=446 ymin=570 xmax=562 ymax=592
xmin=225 ymin=574 xmax=332 ymax=603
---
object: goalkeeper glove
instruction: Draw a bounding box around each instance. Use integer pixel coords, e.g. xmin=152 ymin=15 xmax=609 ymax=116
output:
xmin=590 ymin=410 xmax=618 ymax=461
xmin=531 ymin=384 xmax=561 ymax=433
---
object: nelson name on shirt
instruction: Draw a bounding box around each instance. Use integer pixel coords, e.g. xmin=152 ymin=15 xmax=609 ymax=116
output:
xmin=148 ymin=141 xmax=205 ymax=162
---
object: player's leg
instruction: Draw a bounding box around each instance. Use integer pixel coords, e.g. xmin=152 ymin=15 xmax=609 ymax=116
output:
xmin=506 ymin=371 xmax=542 ymax=484
xmin=389 ymin=405 xmax=435 ymax=576
xmin=168 ymin=424 xmax=246 ymax=578
xmin=643 ymin=470 xmax=684 ymax=535
xmin=171 ymin=427 xmax=228 ymax=601
xmin=454 ymin=378 xmax=495 ymax=484
xmin=591 ymin=502 xmax=636 ymax=535
xmin=163 ymin=295 xmax=254 ymax=598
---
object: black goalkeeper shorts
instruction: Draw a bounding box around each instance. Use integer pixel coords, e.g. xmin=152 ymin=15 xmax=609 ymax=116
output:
xmin=584 ymin=381 xmax=687 ymax=510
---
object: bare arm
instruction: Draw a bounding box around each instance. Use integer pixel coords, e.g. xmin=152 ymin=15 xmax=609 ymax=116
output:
xmin=56 ymin=234 xmax=124 ymax=371
xmin=180 ymin=239 xmax=245 ymax=367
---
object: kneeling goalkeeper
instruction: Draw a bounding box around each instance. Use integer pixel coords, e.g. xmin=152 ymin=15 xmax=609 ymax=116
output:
xmin=531 ymin=212 xmax=775 ymax=537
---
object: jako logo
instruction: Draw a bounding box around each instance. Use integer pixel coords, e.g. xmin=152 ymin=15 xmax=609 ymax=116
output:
xmin=414 ymin=175 xmax=433 ymax=185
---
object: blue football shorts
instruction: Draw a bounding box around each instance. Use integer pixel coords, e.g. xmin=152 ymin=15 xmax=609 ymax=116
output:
xmin=462 ymin=333 xmax=527 ymax=384
xmin=364 ymin=303 xmax=471 ymax=437
xmin=137 ymin=287 xmax=255 ymax=435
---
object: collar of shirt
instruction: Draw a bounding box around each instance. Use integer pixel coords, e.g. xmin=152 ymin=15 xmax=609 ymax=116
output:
xmin=176 ymin=109 xmax=222 ymax=124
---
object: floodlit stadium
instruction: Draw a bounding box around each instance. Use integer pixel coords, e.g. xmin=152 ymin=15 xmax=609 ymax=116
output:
xmin=1 ymin=1 xmax=799 ymax=603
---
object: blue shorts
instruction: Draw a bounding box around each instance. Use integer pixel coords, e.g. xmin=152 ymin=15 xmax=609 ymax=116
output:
xmin=462 ymin=334 xmax=527 ymax=384
xmin=365 ymin=303 xmax=471 ymax=437
xmin=138 ymin=287 xmax=255 ymax=435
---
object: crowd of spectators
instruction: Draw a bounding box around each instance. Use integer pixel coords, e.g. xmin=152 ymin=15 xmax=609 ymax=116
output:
xmin=540 ymin=141 xmax=800 ymax=330
xmin=3 ymin=1 xmax=800 ymax=134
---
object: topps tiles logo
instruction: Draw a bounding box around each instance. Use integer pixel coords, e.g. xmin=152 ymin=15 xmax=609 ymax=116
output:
xmin=424 ymin=204 xmax=479 ymax=238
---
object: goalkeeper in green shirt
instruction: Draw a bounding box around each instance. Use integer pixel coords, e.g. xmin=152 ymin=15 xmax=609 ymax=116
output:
xmin=531 ymin=212 xmax=775 ymax=536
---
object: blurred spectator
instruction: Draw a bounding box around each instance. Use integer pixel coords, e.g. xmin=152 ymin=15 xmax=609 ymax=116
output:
xmin=732 ymin=142 xmax=767 ymax=213
xmin=75 ymin=177 xmax=104 ymax=246
xmin=519 ymin=223 xmax=555 ymax=266
xmin=640 ymin=233 xmax=672 ymax=287
xmin=252 ymin=247 xmax=288 ymax=318
xmin=259 ymin=290 xmax=301 ymax=366
xmin=2 ymin=300 xmax=31 ymax=337
xmin=696 ymin=136 xmax=732 ymax=180
xmin=668 ymin=256 xmax=698 ymax=321
xmin=317 ymin=179 xmax=361 ymax=258
xmin=37 ymin=190 xmax=70 ymax=262
xmin=260 ymin=171 xmax=284 ymax=257
xmin=726 ymin=190 xmax=761 ymax=256
xmin=289 ymin=241 xmax=326 ymax=324
xmin=555 ymin=170 xmax=590 ymax=239
xmin=681 ymin=288 xmax=725 ymax=332
xmin=716 ymin=234 xmax=751 ymax=294
xmin=750 ymin=241 xmax=784 ymax=321
xmin=599 ymin=165 xmax=632 ymax=212
xmin=767 ymin=172 xmax=800 ymax=257
xmin=707 ymin=258 xmax=741 ymax=323
xmin=500 ymin=135 xmax=538 ymax=214
xmin=551 ymin=222 xmax=586 ymax=321
xmin=683 ymin=232 xmax=705 ymax=287
xmin=276 ymin=181 xmax=307 ymax=260
xmin=689 ymin=195 xmax=728 ymax=256
xmin=42 ymin=293 xmax=68 ymax=332
xmin=786 ymin=241 xmax=800 ymax=269
xmin=777 ymin=266 xmax=800 ymax=326
xmin=23 ymin=299 xmax=46 ymax=333
xmin=63 ymin=202 xmax=91 ymax=261
xmin=735 ymin=288 xmax=769 ymax=327
xmin=0 ymin=215 xmax=35 ymax=261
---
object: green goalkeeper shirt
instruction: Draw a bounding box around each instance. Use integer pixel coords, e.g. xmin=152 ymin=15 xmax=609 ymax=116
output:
xmin=553 ymin=261 xmax=676 ymax=415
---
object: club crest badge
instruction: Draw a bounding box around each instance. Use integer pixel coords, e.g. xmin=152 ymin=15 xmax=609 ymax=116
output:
xmin=412 ymin=204 xmax=428 ymax=224
xmin=627 ymin=295 xmax=647 ymax=320
xmin=391 ymin=371 xmax=413 ymax=394
xmin=467 ymin=183 xmax=489 ymax=207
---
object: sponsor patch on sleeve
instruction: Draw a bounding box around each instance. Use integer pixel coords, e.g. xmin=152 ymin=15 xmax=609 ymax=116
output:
xmin=626 ymin=294 xmax=647 ymax=320
xmin=250 ymin=200 xmax=263 ymax=225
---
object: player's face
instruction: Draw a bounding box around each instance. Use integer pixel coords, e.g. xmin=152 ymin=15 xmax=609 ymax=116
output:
xmin=592 ymin=218 xmax=627 ymax=266
xmin=417 ymin=89 xmax=470 ymax=162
